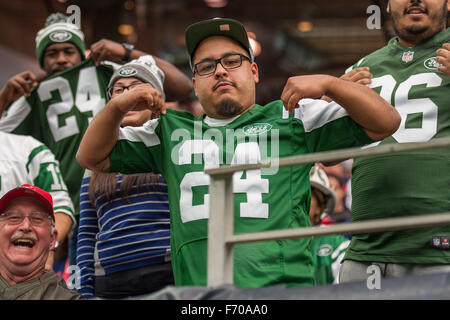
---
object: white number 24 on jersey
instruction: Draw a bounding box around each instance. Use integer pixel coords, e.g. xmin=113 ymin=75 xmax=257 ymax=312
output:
xmin=179 ymin=141 xmax=269 ymax=223
xmin=37 ymin=67 xmax=105 ymax=142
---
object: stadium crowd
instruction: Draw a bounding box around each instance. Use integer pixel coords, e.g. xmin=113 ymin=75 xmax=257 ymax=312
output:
xmin=0 ymin=0 xmax=449 ymax=299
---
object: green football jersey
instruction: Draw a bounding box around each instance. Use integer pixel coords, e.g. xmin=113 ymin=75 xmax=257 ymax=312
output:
xmin=0 ymin=60 xmax=113 ymax=218
xmin=345 ymin=28 xmax=450 ymax=264
xmin=109 ymin=99 xmax=374 ymax=287
xmin=310 ymin=234 xmax=350 ymax=285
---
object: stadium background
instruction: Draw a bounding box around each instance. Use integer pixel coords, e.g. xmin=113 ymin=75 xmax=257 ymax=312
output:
xmin=1 ymin=0 xmax=450 ymax=301
xmin=0 ymin=0 xmax=398 ymax=104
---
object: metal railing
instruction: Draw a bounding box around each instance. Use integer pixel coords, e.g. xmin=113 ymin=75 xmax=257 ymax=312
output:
xmin=204 ymin=136 xmax=450 ymax=287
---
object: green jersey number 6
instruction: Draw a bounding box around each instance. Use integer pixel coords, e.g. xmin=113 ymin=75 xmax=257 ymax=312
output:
xmin=366 ymin=72 xmax=441 ymax=147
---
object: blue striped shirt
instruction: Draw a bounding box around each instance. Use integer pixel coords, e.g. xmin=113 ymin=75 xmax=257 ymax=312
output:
xmin=76 ymin=171 xmax=170 ymax=298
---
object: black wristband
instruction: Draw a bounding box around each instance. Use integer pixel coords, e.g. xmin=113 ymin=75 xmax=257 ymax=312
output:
xmin=122 ymin=43 xmax=134 ymax=62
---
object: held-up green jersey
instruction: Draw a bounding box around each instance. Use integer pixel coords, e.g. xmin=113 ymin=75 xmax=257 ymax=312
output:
xmin=345 ymin=28 xmax=450 ymax=264
xmin=109 ymin=99 xmax=374 ymax=287
xmin=0 ymin=60 xmax=113 ymax=218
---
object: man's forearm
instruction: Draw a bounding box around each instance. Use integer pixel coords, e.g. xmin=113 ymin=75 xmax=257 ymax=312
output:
xmin=0 ymin=90 xmax=10 ymax=117
xmin=325 ymin=77 xmax=400 ymax=140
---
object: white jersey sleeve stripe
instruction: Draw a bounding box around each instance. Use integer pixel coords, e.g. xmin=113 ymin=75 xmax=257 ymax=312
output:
xmin=118 ymin=118 xmax=161 ymax=147
xmin=297 ymin=98 xmax=349 ymax=133
xmin=0 ymin=97 xmax=32 ymax=132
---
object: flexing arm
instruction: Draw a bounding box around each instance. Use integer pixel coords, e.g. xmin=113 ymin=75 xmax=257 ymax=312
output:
xmin=76 ymin=84 xmax=164 ymax=173
xmin=281 ymin=74 xmax=401 ymax=141
xmin=88 ymin=39 xmax=192 ymax=101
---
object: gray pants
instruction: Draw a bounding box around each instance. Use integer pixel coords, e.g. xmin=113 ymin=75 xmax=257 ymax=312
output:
xmin=340 ymin=259 xmax=450 ymax=283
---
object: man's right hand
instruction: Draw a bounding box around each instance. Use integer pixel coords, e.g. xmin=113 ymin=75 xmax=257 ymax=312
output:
xmin=0 ymin=71 xmax=39 ymax=117
xmin=0 ymin=71 xmax=38 ymax=108
xmin=112 ymin=83 xmax=166 ymax=116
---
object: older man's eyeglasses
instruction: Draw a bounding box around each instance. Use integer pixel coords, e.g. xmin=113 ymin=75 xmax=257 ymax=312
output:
xmin=194 ymin=53 xmax=251 ymax=76
xmin=0 ymin=211 xmax=53 ymax=226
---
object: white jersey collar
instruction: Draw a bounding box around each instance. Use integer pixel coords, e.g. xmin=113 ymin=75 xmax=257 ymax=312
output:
xmin=203 ymin=114 xmax=241 ymax=127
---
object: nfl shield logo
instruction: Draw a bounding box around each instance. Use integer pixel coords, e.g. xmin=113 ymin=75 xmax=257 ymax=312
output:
xmin=402 ymin=51 xmax=414 ymax=62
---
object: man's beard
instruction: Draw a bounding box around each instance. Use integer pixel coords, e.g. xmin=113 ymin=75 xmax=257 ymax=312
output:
xmin=216 ymin=98 xmax=243 ymax=117
xmin=390 ymin=1 xmax=448 ymax=45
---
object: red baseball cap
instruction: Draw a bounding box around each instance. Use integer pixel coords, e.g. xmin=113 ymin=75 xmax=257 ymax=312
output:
xmin=0 ymin=184 xmax=55 ymax=222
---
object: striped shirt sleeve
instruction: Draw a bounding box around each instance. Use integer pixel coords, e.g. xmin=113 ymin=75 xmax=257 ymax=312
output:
xmin=76 ymin=171 xmax=98 ymax=298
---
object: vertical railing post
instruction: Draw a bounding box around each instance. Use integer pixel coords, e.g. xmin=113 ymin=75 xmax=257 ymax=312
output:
xmin=207 ymin=173 xmax=234 ymax=286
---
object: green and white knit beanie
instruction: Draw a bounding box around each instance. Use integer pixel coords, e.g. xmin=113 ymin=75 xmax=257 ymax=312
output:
xmin=107 ymin=55 xmax=166 ymax=100
xmin=35 ymin=13 xmax=86 ymax=67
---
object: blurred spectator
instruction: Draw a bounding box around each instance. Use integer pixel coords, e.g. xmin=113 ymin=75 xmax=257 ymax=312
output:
xmin=0 ymin=131 xmax=75 ymax=271
xmin=320 ymin=163 xmax=352 ymax=224
xmin=309 ymin=165 xmax=350 ymax=285
xmin=327 ymin=173 xmax=352 ymax=224
xmin=309 ymin=165 xmax=337 ymax=226
xmin=0 ymin=184 xmax=82 ymax=299
xmin=76 ymin=56 xmax=173 ymax=299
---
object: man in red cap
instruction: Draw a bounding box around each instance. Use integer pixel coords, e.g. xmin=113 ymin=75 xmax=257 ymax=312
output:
xmin=0 ymin=184 xmax=82 ymax=299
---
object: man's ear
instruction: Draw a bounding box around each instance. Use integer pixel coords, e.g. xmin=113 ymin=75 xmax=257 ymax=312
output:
xmin=386 ymin=1 xmax=391 ymax=14
xmin=251 ymin=62 xmax=259 ymax=84
xmin=50 ymin=228 xmax=58 ymax=250
xmin=192 ymin=77 xmax=198 ymax=97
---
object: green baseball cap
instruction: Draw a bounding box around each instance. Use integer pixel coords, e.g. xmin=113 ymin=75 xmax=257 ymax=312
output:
xmin=185 ymin=17 xmax=254 ymax=70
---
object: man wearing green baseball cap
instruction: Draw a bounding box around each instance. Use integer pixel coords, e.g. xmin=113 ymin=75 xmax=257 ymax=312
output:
xmin=77 ymin=17 xmax=400 ymax=288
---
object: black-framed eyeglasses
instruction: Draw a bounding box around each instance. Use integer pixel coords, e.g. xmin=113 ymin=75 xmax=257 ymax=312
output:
xmin=193 ymin=53 xmax=251 ymax=76
xmin=107 ymin=81 xmax=143 ymax=99
xmin=0 ymin=211 xmax=53 ymax=226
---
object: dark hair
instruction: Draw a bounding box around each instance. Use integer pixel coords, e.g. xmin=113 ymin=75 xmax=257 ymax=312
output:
xmin=88 ymin=172 xmax=162 ymax=207
xmin=311 ymin=188 xmax=326 ymax=214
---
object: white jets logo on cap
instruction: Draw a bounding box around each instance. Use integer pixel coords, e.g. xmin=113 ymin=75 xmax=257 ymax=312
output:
xmin=49 ymin=31 xmax=72 ymax=42
xmin=118 ymin=67 xmax=138 ymax=77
